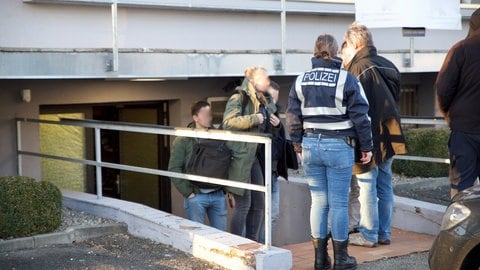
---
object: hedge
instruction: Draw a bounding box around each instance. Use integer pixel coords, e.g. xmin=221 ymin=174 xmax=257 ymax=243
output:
xmin=0 ymin=176 xmax=62 ymax=239
xmin=393 ymin=127 xmax=450 ymax=177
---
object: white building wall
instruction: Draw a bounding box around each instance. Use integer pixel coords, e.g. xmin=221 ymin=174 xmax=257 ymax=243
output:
xmin=1 ymin=0 xmax=478 ymax=78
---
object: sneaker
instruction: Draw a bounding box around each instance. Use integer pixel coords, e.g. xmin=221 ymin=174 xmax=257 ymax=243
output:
xmin=378 ymin=239 xmax=391 ymax=245
xmin=349 ymin=233 xmax=378 ymax=248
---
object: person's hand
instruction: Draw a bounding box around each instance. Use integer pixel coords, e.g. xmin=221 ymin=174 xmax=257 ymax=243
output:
xmin=227 ymin=193 xmax=236 ymax=208
xmin=269 ymin=114 xmax=280 ymax=127
xmin=296 ymin=152 xmax=302 ymax=163
xmin=293 ymin=142 xmax=302 ymax=162
xmin=187 ymin=193 xmax=195 ymax=199
xmin=256 ymin=113 xmax=265 ymax=124
xmin=360 ymin=151 xmax=373 ymax=164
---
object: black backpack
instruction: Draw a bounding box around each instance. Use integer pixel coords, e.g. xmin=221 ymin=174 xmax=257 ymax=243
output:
xmin=186 ymin=138 xmax=232 ymax=188
xmin=186 ymin=90 xmax=246 ymax=188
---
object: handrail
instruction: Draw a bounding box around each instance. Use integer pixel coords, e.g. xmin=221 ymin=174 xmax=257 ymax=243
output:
xmin=15 ymin=116 xmax=451 ymax=248
xmin=395 ymin=116 xmax=449 ymax=164
xmin=16 ymin=117 xmax=273 ymax=249
xmin=400 ymin=115 xmax=448 ymax=126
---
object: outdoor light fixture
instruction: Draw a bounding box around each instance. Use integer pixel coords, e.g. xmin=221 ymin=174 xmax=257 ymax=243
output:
xmin=21 ymin=89 xmax=31 ymax=103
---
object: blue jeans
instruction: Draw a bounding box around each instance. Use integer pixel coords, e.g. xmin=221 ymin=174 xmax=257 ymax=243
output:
xmin=184 ymin=189 xmax=227 ymax=231
xmin=258 ymin=174 xmax=280 ymax=244
xmin=230 ymin=159 xmax=264 ymax=240
xmin=303 ymin=136 xmax=354 ymax=241
xmin=355 ymin=158 xmax=394 ymax=242
xmin=448 ymin=131 xmax=480 ymax=191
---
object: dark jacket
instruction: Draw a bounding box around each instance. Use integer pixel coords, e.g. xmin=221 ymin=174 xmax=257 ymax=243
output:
xmin=222 ymin=78 xmax=277 ymax=195
xmin=257 ymin=104 xmax=291 ymax=181
xmin=436 ymin=30 xmax=480 ymax=134
xmin=286 ymin=57 xmax=373 ymax=153
xmin=344 ymin=46 xmax=407 ymax=174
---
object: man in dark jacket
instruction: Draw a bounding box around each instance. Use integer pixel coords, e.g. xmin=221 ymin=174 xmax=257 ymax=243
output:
xmin=343 ymin=23 xmax=407 ymax=248
xmin=168 ymin=101 xmax=227 ymax=231
xmin=436 ymin=8 xmax=480 ymax=199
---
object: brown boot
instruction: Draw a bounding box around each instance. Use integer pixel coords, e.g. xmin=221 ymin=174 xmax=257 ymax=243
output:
xmin=333 ymin=240 xmax=357 ymax=270
xmin=312 ymin=237 xmax=332 ymax=270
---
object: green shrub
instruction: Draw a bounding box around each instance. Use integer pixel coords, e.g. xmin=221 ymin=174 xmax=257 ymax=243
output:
xmin=0 ymin=176 xmax=62 ymax=239
xmin=392 ymin=127 xmax=450 ymax=177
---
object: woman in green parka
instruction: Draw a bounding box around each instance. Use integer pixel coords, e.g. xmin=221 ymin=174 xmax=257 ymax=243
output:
xmin=222 ymin=66 xmax=278 ymax=241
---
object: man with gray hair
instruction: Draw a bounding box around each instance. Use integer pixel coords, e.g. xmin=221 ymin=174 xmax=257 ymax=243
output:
xmin=343 ymin=22 xmax=407 ymax=248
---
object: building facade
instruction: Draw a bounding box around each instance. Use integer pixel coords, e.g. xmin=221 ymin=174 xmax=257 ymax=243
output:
xmin=1 ymin=0 xmax=479 ymax=244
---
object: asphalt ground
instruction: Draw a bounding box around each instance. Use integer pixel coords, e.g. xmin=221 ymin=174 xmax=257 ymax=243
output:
xmin=358 ymin=252 xmax=429 ymax=270
xmin=0 ymin=233 xmax=227 ymax=270
xmin=1 ymin=232 xmax=429 ymax=270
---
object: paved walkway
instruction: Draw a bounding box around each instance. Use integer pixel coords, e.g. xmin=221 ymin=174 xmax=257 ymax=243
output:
xmin=282 ymin=227 xmax=435 ymax=269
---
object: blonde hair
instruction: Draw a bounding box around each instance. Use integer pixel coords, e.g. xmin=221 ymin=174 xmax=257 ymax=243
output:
xmin=313 ymin=34 xmax=338 ymax=60
xmin=344 ymin=22 xmax=374 ymax=48
xmin=244 ymin=66 xmax=267 ymax=81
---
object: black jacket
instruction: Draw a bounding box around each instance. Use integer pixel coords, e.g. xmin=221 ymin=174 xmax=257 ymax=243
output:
xmin=436 ymin=30 xmax=480 ymax=134
xmin=257 ymin=104 xmax=296 ymax=181
xmin=344 ymin=46 xmax=407 ymax=173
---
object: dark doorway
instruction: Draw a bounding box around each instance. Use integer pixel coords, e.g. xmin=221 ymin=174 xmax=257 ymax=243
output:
xmin=93 ymin=101 xmax=171 ymax=213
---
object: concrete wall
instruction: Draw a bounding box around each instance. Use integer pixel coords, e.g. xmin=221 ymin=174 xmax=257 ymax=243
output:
xmin=273 ymin=177 xmax=311 ymax=245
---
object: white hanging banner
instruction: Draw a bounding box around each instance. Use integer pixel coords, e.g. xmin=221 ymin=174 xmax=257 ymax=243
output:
xmin=355 ymin=0 xmax=461 ymax=30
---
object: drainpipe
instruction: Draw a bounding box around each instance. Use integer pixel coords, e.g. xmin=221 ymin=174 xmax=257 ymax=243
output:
xmin=111 ymin=0 xmax=119 ymax=72
xmin=17 ymin=121 xmax=23 ymax=176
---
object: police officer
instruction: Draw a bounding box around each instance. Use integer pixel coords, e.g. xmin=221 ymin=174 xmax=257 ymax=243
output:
xmin=286 ymin=34 xmax=373 ymax=270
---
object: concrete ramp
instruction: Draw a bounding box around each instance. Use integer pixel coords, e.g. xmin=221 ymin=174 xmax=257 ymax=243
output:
xmin=62 ymin=190 xmax=292 ymax=270
xmin=392 ymin=195 xmax=447 ymax=236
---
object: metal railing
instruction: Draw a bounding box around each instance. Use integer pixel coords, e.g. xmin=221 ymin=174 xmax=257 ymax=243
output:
xmin=15 ymin=115 xmax=450 ymax=248
xmin=16 ymin=117 xmax=274 ymax=248
xmin=395 ymin=116 xmax=450 ymax=164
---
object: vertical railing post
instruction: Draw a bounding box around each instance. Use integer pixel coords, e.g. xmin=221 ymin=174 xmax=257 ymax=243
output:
xmin=280 ymin=0 xmax=286 ymax=71
xmin=16 ymin=120 xmax=23 ymax=176
xmin=264 ymin=138 xmax=273 ymax=249
xmin=94 ymin=127 xmax=103 ymax=199
xmin=111 ymin=0 xmax=119 ymax=72
xmin=409 ymin=37 xmax=415 ymax=67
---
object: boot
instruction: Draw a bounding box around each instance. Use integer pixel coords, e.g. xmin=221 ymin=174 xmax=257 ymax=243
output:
xmin=333 ymin=240 xmax=357 ymax=270
xmin=311 ymin=237 xmax=332 ymax=270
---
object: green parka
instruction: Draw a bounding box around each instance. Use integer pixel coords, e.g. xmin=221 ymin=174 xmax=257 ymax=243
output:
xmin=222 ymin=79 xmax=277 ymax=196
xmin=168 ymin=122 xmax=204 ymax=198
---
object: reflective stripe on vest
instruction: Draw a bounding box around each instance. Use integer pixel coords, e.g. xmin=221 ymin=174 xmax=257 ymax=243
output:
xmin=295 ymin=68 xmax=354 ymax=130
